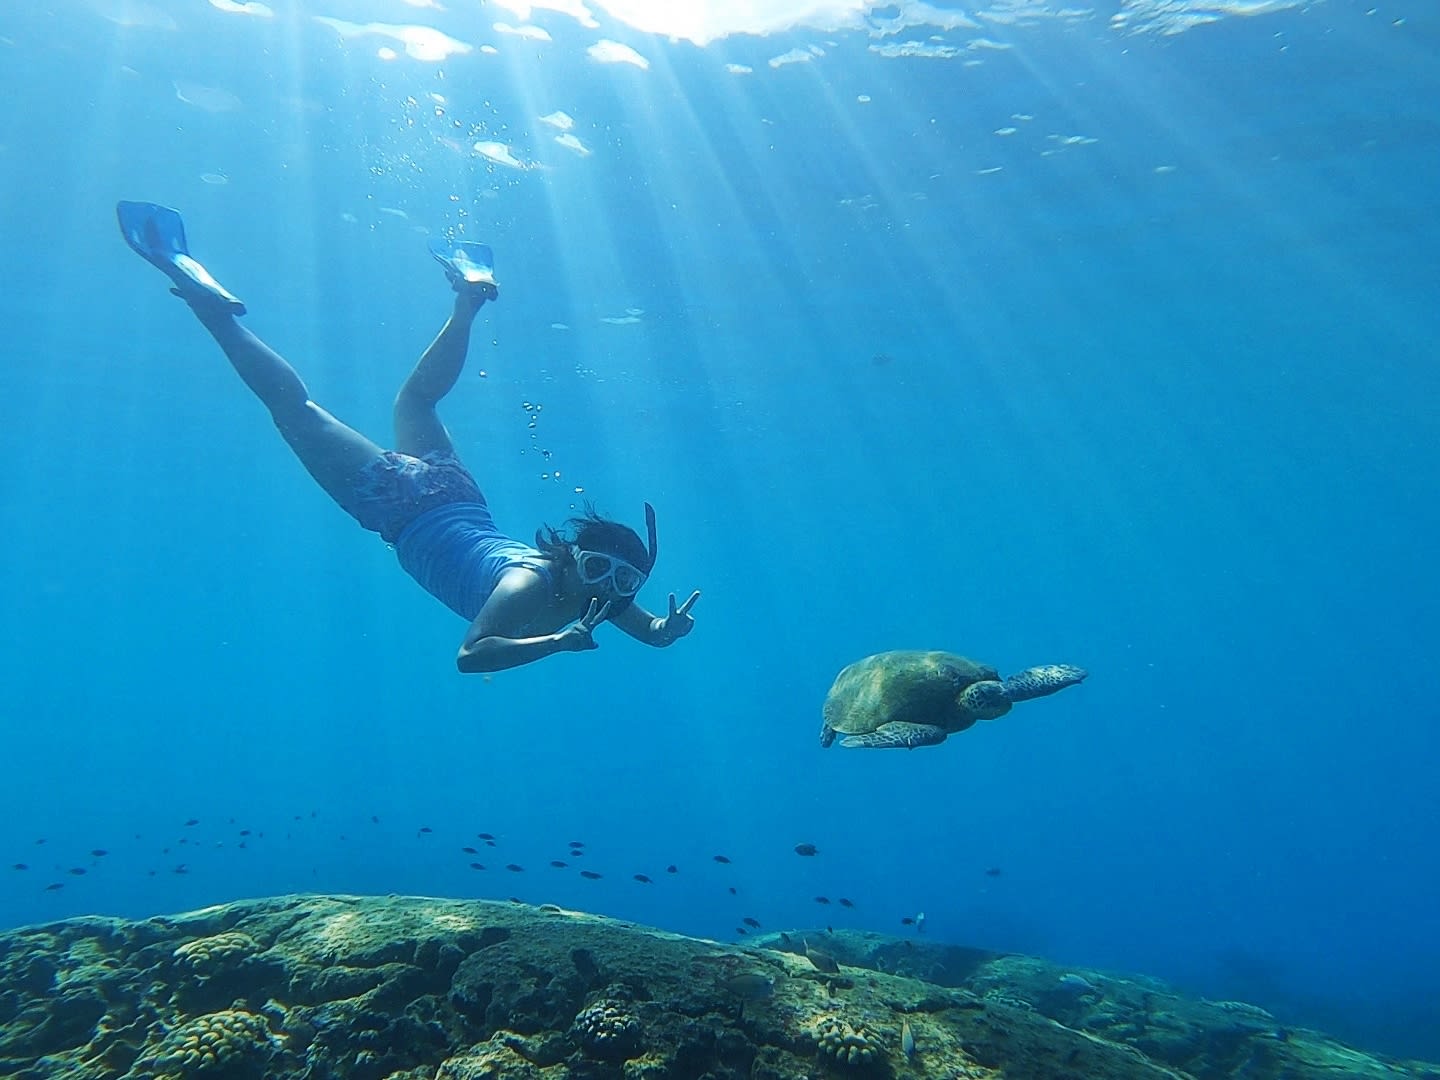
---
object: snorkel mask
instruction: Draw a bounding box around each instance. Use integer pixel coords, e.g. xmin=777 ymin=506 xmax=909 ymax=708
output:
xmin=571 ymin=503 xmax=658 ymax=601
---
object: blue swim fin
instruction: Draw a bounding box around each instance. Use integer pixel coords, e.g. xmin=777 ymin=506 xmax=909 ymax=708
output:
xmin=116 ymin=201 xmax=246 ymax=315
xmin=428 ymin=237 xmax=498 ymax=300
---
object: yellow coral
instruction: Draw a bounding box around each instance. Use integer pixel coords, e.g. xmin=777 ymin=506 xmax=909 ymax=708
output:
xmin=812 ymin=1016 xmax=880 ymax=1068
xmin=133 ymin=1008 xmax=277 ymax=1078
xmin=173 ymin=931 xmax=260 ymax=974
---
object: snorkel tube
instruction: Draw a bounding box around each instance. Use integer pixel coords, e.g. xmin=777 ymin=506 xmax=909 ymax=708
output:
xmin=644 ymin=502 xmax=658 ymax=571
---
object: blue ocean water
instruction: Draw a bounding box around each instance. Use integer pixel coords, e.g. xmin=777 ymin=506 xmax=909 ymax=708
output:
xmin=1 ymin=0 xmax=1437 ymax=1062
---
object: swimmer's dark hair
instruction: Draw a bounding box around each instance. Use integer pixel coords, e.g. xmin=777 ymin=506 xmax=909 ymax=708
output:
xmin=535 ymin=504 xmax=653 ymax=608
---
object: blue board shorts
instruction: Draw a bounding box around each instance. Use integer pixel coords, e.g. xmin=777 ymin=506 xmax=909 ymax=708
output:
xmin=349 ymin=451 xmax=484 ymax=544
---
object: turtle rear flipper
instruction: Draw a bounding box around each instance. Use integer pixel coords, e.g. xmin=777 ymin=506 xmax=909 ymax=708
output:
xmin=840 ymin=722 xmax=948 ymax=749
xmin=1003 ymin=664 xmax=1088 ymax=702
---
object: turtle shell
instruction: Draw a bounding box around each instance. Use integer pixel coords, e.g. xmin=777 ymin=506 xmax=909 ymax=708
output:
xmin=822 ymin=650 xmax=1006 ymax=739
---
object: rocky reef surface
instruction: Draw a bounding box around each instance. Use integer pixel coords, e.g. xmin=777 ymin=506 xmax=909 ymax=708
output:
xmin=0 ymin=893 xmax=1434 ymax=1080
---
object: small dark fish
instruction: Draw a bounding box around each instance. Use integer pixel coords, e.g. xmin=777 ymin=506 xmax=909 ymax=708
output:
xmin=468 ymin=862 xmax=486 ymax=870
xmin=505 ymin=864 xmax=525 ymax=872
xmin=418 ymin=827 xmax=433 ymax=834
xmin=570 ymin=849 xmax=585 ymax=857
xmin=90 ymin=849 xmax=109 ymax=857
xmin=184 ymin=819 xmax=199 ymax=827
xmin=550 ymin=860 xmax=569 ymax=869
xmin=507 ymin=896 xmax=523 ymax=903
xmin=68 ymin=868 xmax=87 ymax=876
xmin=173 ymin=865 xmax=189 ymax=875
xmin=633 ymin=874 xmax=653 ymax=884
xmin=462 ymin=846 xmax=479 ymax=855
xmin=728 ymin=886 xmax=737 ymax=895
xmin=580 ymin=870 xmax=602 ymax=880
xmin=902 ymin=1018 xmax=916 ymax=1060
xmin=900 ymin=916 xmax=915 ymax=926
xmin=713 ymin=854 xmax=731 ymax=864
xmin=838 ymin=898 xmax=854 ymax=908
xmin=477 ymin=832 xmax=496 ymax=841
xmin=794 ymin=842 xmax=819 ymax=857
xmin=568 ymin=840 xmax=585 ymax=848
xmin=45 ymin=882 xmax=64 ymax=891
xmin=720 ymin=973 xmax=775 ymax=1001
xmin=814 ymin=896 xmax=831 ymax=905
xmin=371 ymin=816 xmax=380 ymax=824
xmin=803 ymin=939 xmax=840 ymax=974
xmin=238 ymin=830 xmax=251 ymax=837
xmin=12 ymin=863 xmax=28 ymax=871
xmin=484 ymin=839 xmax=497 ymax=847
xmin=35 ymin=838 xmax=46 ymax=845
xmin=666 ymin=864 xmax=678 ymax=874
xmin=735 ymin=927 xmax=748 ymax=935
xmin=742 ymin=917 xmax=761 ymax=929
xmin=985 ymin=866 xmax=1003 ymax=877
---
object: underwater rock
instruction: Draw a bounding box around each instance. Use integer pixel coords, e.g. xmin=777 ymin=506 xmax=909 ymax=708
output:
xmin=0 ymin=895 xmax=1433 ymax=1080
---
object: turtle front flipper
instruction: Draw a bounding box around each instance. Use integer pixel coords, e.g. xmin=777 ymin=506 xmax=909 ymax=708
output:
xmin=820 ymin=721 xmax=838 ymax=748
xmin=1003 ymin=664 xmax=1088 ymax=702
xmin=840 ymin=722 xmax=949 ymax=749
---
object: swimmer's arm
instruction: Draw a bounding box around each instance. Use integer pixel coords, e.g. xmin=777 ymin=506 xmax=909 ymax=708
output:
xmin=612 ymin=590 xmax=700 ymax=648
xmin=456 ymin=570 xmax=587 ymax=674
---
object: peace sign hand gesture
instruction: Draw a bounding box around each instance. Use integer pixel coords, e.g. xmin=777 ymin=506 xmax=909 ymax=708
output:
xmin=558 ymin=598 xmax=612 ymax=653
xmin=652 ymin=591 xmax=700 ymax=647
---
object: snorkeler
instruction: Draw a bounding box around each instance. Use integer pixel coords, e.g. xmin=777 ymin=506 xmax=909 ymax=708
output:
xmin=115 ymin=201 xmax=699 ymax=674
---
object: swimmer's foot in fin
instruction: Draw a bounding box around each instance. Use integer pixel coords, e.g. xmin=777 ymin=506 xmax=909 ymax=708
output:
xmin=428 ymin=237 xmax=498 ymax=301
xmin=116 ymin=201 xmax=246 ymax=315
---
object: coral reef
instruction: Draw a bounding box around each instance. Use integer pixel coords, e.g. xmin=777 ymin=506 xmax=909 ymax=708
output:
xmin=754 ymin=928 xmax=1440 ymax=1080
xmin=812 ymin=1015 xmax=883 ymax=1071
xmin=570 ymin=991 xmax=642 ymax=1061
xmin=0 ymin=895 xmax=1434 ymax=1080
xmin=125 ymin=1007 xmax=279 ymax=1078
xmin=172 ymin=931 xmax=260 ymax=976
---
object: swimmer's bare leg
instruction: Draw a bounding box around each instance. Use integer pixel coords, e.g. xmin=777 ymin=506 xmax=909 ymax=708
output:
xmin=393 ymin=291 xmax=488 ymax=460
xmin=190 ymin=304 xmax=386 ymax=502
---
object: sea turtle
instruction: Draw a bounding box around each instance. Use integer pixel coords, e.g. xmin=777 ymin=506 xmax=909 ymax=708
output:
xmin=820 ymin=651 xmax=1087 ymax=749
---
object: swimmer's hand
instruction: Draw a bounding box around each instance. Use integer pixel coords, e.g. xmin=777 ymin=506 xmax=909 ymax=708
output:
xmin=651 ymin=591 xmax=700 ymax=646
xmin=454 ymin=285 xmax=497 ymax=318
xmin=558 ymin=598 xmax=612 ymax=652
